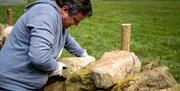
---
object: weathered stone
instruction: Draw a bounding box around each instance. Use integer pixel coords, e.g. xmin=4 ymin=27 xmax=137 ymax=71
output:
xmin=91 ymin=50 xmax=141 ymax=89
xmin=0 ymin=24 xmax=4 ymax=48
xmin=64 ymin=63 xmax=96 ymax=91
xmin=0 ymin=25 xmax=13 ymax=48
xmin=43 ymin=56 xmax=96 ymax=91
xmin=61 ymin=56 xmax=96 ymax=78
xmin=112 ymin=66 xmax=177 ymax=91
xmin=2 ymin=25 xmax=13 ymax=36
xmin=43 ymin=76 xmax=66 ymax=91
xmin=141 ymin=61 xmax=160 ymax=71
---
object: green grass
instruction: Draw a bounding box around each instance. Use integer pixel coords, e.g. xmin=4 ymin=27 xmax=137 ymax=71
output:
xmin=0 ymin=0 xmax=179 ymax=82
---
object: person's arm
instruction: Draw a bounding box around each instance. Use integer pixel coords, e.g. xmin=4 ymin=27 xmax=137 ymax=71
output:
xmin=64 ymin=30 xmax=96 ymax=65
xmin=27 ymin=13 xmax=58 ymax=72
xmin=64 ymin=30 xmax=87 ymax=57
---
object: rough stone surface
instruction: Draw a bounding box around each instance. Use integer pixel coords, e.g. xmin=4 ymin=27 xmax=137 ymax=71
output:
xmin=112 ymin=65 xmax=177 ymax=91
xmin=0 ymin=24 xmax=5 ymax=48
xmin=61 ymin=56 xmax=95 ymax=78
xmin=91 ymin=50 xmax=141 ymax=89
xmin=43 ymin=76 xmax=66 ymax=91
xmin=64 ymin=64 xmax=96 ymax=91
xmin=43 ymin=57 xmax=96 ymax=91
xmin=0 ymin=25 xmax=13 ymax=48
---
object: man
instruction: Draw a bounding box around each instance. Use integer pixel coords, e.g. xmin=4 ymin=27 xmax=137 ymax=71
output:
xmin=0 ymin=0 xmax=93 ymax=90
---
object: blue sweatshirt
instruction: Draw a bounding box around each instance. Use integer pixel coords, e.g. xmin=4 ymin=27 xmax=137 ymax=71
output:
xmin=0 ymin=0 xmax=85 ymax=90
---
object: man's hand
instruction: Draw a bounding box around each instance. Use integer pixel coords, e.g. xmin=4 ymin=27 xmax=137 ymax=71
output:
xmin=81 ymin=50 xmax=95 ymax=61
xmin=49 ymin=62 xmax=67 ymax=77
xmin=85 ymin=55 xmax=96 ymax=62
xmin=81 ymin=50 xmax=89 ymax=57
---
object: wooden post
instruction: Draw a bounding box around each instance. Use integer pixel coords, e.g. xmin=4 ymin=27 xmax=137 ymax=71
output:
xmin=7 ymin=8 xmax=13 ymax=26
xmin=121 ymin=23 xmax=131 ymax=51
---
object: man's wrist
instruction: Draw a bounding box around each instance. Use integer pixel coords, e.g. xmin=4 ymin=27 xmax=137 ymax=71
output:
xmin=81 ymin=50 xmax=88 ymax=57
xmin=49 ymin=62 xmax=66 ymax=77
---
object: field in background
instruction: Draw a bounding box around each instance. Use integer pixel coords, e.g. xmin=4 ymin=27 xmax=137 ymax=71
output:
xmin=0 ymin=0 xmax=179 ymax=82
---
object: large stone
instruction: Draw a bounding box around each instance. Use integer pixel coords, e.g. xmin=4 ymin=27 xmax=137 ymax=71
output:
xmin=64 ymin=64 xmax=96 ymax=91
xmin=43 ymin=76 xmax=66 ymax=91
xmin=0 ymin=25 xmax=13 ymax=48
xmin=61 ymin=56 xmax=95 ymax=78
xmin=2 ymin=25 xmax=13 ymax=36
xmin=43 ymin=56 xmax=96 ymax=91
xmin=112 ymin=65 xmax=177 ymax=91
xmin=0 ymin=24 xmax=4 ymax=48
xmin=91 ymin=50 xmax=141 ymax=89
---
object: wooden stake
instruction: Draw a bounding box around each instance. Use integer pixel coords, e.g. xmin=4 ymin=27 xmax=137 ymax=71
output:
xmin=121 ymin=23 xmax=131 ymax=51
xmin=7 ymin=8 xmax=13 ymax=26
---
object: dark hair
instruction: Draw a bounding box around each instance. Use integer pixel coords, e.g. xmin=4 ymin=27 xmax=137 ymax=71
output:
xmin=55 ymin=0 xmax=92 ymax=17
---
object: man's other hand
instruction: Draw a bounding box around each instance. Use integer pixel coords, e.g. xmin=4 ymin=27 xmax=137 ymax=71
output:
xmin=49 ymin=62 xmax=67 ymax=77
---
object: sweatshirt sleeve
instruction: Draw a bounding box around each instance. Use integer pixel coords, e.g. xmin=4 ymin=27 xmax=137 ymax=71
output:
xmin=64 ymin=31 xmax=86 ymax=57
xmin=26 ymin=13 xmax=58 ymax=72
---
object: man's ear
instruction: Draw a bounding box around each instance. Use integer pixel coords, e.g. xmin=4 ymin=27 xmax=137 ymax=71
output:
xmin=60 ymin=5 xmax=69 ymax=16
xmin=61 ymin=5 xmax=69 ymax=14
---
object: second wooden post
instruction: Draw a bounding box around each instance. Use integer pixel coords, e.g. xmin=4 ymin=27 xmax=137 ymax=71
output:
xmin=7 ymin=8 xmax=13 ymax=26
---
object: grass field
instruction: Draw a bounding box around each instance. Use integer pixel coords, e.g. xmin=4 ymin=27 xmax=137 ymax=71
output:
xmin=0 ymin=0 xmax=179 ymax=82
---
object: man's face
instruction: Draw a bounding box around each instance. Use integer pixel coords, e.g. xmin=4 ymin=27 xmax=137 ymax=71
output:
xmin=60 ymin=6 xmax=85 ymax=28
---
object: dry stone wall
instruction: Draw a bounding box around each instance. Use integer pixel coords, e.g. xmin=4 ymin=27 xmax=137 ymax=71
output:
xmin=43 ymin=51 xmax=177 ymax=91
